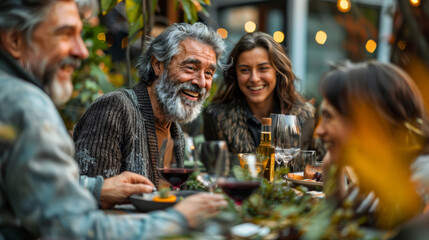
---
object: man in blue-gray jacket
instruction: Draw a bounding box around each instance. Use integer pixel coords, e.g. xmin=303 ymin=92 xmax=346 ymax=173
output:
xmin=0 ymin=0 xmax=226 ymax=239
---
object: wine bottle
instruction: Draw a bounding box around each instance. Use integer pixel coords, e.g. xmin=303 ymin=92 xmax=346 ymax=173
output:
xmin=256 ymin=118 xmax=275 ymax=181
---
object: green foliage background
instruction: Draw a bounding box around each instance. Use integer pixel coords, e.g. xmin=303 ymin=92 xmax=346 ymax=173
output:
xmin=58 ymin=22 xmax=137 ymax=130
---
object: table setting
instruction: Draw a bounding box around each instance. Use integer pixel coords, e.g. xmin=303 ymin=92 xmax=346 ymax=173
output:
xmin=108 ymin=126 xmax=389 ymax=239
xmin=109 ymin=167 xmax=387 ymax=239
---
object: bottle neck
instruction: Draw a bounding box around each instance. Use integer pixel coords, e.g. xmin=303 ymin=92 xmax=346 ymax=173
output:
xmin=261 ymin=124 xmax=271 ymax=133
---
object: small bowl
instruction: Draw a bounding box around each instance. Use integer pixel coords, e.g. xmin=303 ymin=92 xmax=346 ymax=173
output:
xmin=129 ymin=190 xmax=200 ymax=212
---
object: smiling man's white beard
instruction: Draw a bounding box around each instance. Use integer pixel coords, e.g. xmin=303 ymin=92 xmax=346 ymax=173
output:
xmin=22 ymin=52 xmax=78 ymax=106
xmin=46 ymin=78 xmax=73 ymax=106
xmin=34 ymin=61 xmax=73 ymax=106
xmin=154 ymin=70 xmax=209 ymax=124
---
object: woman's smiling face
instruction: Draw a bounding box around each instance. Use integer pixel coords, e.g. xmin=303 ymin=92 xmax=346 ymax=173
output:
xmin=316 ymin=100 xmax=352 ymax=161
xmin=236 ymin=47 xmax=277 ymax=108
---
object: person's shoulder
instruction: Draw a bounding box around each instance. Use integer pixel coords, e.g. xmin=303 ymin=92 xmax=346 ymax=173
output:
xmin=75 ymin=88 xmax=138 ymax=129
xmin=204 ymin=102 xmax=228 ymax=121
xmin=0 ymin=74 xmax=46 ymax=99
xmin=205 ymin=101 xmax=222 ymax=112
xmin=292 ymin=100 xmax=316 ymax=114
xmin=289 ymin=100 xmax=316 ymax=122
xmin=205 ymin=99 xmax=241 ymax=115
xmin=88 ymin=88 xmax=135 ymax=110
xmin=0 ymin=76 xmax=64 ymax=128
xmin=93 ymin=88 xmax=130 ymax=102
xmin=0 ymin=76 xmax=56 ymax=113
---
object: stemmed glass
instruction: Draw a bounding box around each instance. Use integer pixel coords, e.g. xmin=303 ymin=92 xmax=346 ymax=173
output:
xmin=195 ymin=140 xmax=230 ymax=192
xmin=158 ymin=137 xmax=197 ymax=191
xmin=195 ymin=141 xmax=260 ymax=205
xmin=217 ymin=171 xmax=260 ymax=206
xmin=238 ymin=153 xmax=264 ymax=178
xmin=217 ymin=152 xmax=260 ymax=206
xmin=271 ymin=114 xmax=301 ymax=168
xmin=290 ymin=150 xmax=316 ymax=172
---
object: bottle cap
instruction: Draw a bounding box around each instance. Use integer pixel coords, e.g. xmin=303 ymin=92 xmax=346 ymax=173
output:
xmin=262 ymin=118 xmax=271 ymax=125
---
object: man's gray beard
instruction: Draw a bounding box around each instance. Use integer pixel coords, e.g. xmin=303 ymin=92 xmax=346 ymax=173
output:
xmin=23 ymin=56 xmax=77 ymax=106
xmin=45 ymin=76 xmax=73 ymax=106
xmin=154 ymin=70 xmax=209 ymax=124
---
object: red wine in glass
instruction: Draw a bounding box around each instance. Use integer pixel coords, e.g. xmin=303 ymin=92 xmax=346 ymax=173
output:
xmin=218 ymin=180 xmax=260 ymax=205
xmin=158 ymin=168 xmax=195 ymax=190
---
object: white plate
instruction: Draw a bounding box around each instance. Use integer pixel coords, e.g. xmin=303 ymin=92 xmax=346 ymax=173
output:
xmin=285 ymin=172 xmax=323 ymax=187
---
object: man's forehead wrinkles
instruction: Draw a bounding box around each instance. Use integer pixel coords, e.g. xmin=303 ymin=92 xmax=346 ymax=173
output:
xmin=182 ymin=58 xmax=201 ymax=64
xmin=181 ymin=58 xmax=216 ymax=70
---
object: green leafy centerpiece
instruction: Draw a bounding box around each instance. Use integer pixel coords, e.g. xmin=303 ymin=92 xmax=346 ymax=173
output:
xmin=186 ymin=167 xmax=385 ymax=239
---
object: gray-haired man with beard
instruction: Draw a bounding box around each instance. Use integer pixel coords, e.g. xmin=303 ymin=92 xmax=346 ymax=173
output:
xmin=73 ymin=22 xmax=225 ymax=188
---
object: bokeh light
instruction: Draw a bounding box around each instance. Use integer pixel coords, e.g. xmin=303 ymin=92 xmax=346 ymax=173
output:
xmin=244 ymin=21 xmax=256 ymax=33
xmin=97 ymin=33 xmax=106 ymax=42
xmin=365 ymin=39 xmax=377 ymax=53
xmin=397 ymin=40 xmax=406 ymax=50
xmin=273 ymin=31 xmax=284 ymax=43
xmin=315 ymin=30 xmax=327 ymax=45
xmin=217 ymin=28 xmax=228 ymax=39
xmin=121 ymin=37 xmax=128 ymax=49
xmin=410 ymin=0 xmax=420 ymax=7
xmin=337 ymin=0 xmax=351 ymax=13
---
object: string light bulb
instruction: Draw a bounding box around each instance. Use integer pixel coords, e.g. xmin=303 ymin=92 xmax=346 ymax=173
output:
xmin=273 ymin=31 xmax=284 ymax=43
xmin=244 ymin=21 xmax=256 ymax=33
xmin=337 ymin=0 xmax=351 ymax=13
xmin=217 ymin=28 xmax=228 ymax=39
xmin=365 ymin=39 xmax=377 ymax=53
xmin=315 ymin=30 xmax=327 ymax=45
xmin=397 ymin=40 xmax=406 ymax=50
xmin=410 ymin=0 xmax=420 ymax=7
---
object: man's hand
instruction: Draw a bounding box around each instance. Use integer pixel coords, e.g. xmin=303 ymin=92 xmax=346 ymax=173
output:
xmin=100 ymin=171 xmax=155 ymax=209
xmin=174 ymin=193 xmax=228 ymax=228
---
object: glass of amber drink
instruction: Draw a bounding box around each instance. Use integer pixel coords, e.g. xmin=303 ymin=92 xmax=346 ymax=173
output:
xmin=238 ymin=153 xmax=266 ymax=178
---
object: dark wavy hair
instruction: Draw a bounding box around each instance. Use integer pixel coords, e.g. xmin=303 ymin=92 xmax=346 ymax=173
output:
xmin=212 ymin=31 xmax=303 ymax=111
xmin=319 ymin=60 xmax=429 ymax=140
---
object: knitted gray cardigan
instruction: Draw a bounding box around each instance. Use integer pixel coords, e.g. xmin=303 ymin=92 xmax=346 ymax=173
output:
xmin=73 ymin=82 xmax=184 ymax=187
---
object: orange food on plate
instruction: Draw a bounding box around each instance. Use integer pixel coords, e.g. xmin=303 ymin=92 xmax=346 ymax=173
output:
xmin=152 ymin=195 xmax=177 ymax=203
xmin=287 ymin=173 xmax=304 ymax=180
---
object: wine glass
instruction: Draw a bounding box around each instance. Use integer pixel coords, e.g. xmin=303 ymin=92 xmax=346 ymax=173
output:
xmin=271 ymin=114 xmax=301 ymax=168
xmin=195 ymin=140 xmax=230 ymax=192
xmin=217 ymin=176 xmax=260 ymax=206
xmin=158 ymin=137 xmax=197 ymax=191
xmin=238 ymin=153 xmax=264 ymax=178
xmin=217 ymin=153 xmax=260 ymax=206
xmin=289 ymin=150 xmax=316 ymax=172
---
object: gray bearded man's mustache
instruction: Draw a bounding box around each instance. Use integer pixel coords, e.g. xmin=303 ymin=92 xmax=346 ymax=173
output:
xmin=42 ymin=56 xmax=82 ymax=86
xmin=43 ymin=57 xmax=82 ymax=106
xmin=60 ymin=57 xmax=82 ymax=70
xmin=181 ymin=83 xmax=207 ymax=98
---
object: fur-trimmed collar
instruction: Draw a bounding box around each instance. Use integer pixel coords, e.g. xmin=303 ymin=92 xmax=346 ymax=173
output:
xmin=206 ymin=98 xmax=315 ymax=154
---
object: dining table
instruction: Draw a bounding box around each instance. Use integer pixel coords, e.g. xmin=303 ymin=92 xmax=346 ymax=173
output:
xmin=102 ymin=172 xmax=389 ymax=240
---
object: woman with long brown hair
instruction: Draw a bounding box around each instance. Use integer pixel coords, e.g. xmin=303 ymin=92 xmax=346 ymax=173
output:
xmin=203 ymin=32 xmax=320 ymax=157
